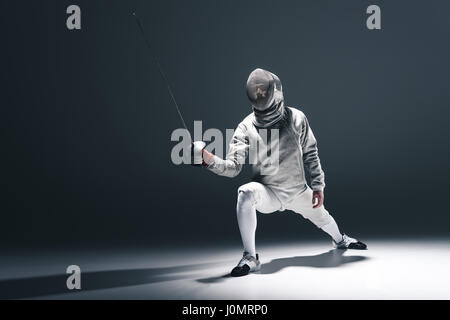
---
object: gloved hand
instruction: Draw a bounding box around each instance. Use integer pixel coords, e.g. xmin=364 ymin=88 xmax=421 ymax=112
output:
xmin=191 ymin=141 xmax=206 ymax=166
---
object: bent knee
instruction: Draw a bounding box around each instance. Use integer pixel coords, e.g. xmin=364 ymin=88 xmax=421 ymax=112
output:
xmin=237 ymin=188 xmax=256 ymax=205
xmin=306 ymin=208 xmax=332 ymax=228
xmin=237 ymin=183 xmax=261 ymax=206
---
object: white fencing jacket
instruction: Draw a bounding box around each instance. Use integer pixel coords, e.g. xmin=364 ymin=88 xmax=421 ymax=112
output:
xmin=207 ymin=106 xmax=325 ymax=209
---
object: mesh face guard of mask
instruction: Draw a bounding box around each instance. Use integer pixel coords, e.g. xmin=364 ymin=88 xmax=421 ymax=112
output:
xmin=246 ymin=69 xmax=276 ymax=112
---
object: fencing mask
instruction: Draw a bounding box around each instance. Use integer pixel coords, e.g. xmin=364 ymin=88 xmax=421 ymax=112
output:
xmin=246 ymin=68 xmax=285 ymax=127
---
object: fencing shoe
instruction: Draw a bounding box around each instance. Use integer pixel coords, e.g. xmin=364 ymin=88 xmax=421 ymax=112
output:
xmin=230 ymin=252 xmax=261 ymax=277
xmin=333 ymin=234 xmax=367 ymax=250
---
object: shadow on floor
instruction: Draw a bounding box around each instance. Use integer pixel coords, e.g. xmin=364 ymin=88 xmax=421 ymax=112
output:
xmin=0 ymin=261 xmax=223 ymax=299
xmin=196 ymin=249 xmax=368 ymax=283
xmin=0 ymin=250 xmax=368 ymax=298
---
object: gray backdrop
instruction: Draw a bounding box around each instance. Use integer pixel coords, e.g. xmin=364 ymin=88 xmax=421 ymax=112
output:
xmin=2 ymin=0 xmax=449 ymax=249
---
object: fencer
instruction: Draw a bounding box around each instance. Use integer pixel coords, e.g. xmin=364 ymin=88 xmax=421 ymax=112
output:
xmin=191 ymin=68 xmax=367 ymax=277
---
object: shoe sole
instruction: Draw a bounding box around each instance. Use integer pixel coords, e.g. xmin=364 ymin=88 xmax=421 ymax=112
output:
xmin=230 ymin=263 xmax=261 ymax=277
xmin=335 ymin=244 xmax=368 ymax=250
xmin=333 ymin=240 xmax=368 ymax=250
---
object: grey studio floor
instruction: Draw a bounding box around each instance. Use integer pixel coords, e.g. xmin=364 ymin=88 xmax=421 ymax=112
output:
xmin=1 ymin=238 xmax=450 ymax=300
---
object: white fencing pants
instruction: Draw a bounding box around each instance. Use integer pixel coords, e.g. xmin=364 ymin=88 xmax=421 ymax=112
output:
xmin=236 ymin=182 xmax=341 ymax=256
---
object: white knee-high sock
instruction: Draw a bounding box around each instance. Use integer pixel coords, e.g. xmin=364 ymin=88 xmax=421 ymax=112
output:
xmin=236 ymin=190 xmax=257 ymax=257
xmin=321 ymin=216 xmax=343 ymax=243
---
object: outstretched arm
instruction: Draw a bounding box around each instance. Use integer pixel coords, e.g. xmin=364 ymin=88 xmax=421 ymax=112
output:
xmin=194 ymin=124 xmax=249 ymax=178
